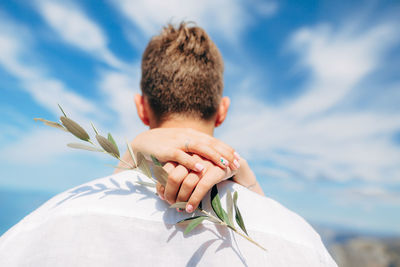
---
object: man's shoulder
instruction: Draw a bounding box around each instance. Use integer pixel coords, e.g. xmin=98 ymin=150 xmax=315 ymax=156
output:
xmin=0 ymin=170 xmax=336 ymax=266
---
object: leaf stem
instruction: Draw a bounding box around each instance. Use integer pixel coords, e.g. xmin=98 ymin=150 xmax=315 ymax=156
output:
xmin=198 ymin=208 xmax=266 ymax=251
xmin=87 ymin=139 xmax=135 ymax=169
xmin=230 ymin=226 xmax=267 ymax=251
xmin=116 ymin=155 xmax=135 ymax=169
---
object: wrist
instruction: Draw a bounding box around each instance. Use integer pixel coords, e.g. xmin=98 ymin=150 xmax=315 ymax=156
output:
xmin=232 ymin=158 xmax=257 ymax=186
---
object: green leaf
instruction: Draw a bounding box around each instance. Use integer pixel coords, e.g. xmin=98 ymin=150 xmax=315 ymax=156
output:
xmin=178 ymin=216 xmax=207 ymax=235
xmin=107 ymin=133 xmax=120 ymax=157
xmin=170 ymin=202 xmax=188 ymax=209
xmin=34 ymin=118 xmax=67 ymax=131
xmin=177 ymin=215 xmax=206 ymax=224
xmin=137 ymin=152 xmax=152 ymax=179
xmin=58 ymin=104 xmax=67 ymax=117
xmin=67 ymin=143 xmax=103 ymax=152
xmin=126 ymin=141 xmax=137 ymax=167
xmin=233 ymin=191 xmax=248 ymax=235
xmin=96 ymin=134 xmax=120 ymax=158
xmin=210 ymin=185 xmax=230 ymax=225
xmin=107 ymin=133 xmax=117 ymax=147
xmin=60 ymin=116 xmax=90 ymax=141
xmin=151 ymin=155 xmax=162 ymax=166
xmin=152 ymin=165 xmax=168 ymax=186
xmin=226 ymin=189 xmax=234 ymax=226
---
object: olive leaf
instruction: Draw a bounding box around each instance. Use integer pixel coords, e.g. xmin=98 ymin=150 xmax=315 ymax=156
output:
xmin=178 ymin=216 xmax=207 ymax=235
xmin=152 ymin=165 xmax=168 ymax=186
xmin=226 ymin=189 xmax=234 ymax=227
xmin=96 ymin=134 xmax=119 ymax=158
xmin=60 ymin=116 xmax=90 ymax=141
xmin=34 ymin=118 xmax=67 ymax=131
xmin=233 ymin=191 xmax=248 ymax=235
xmin=170 ymin=202 xmax=188 ymax=209
xmin=126 ymin=141 xmax=137 ymax=167
xmin=67 ymin=143 xmax=103 ymax=152
xmin=210 ymin=185 xmax=231 ymax=226
xmin=137 ymin=152 xmax=152 ymax=178
xmin=107 ymin=133 xmax=120 ymax=157
xmin=151 ymin=155 xmax=163 ymax=166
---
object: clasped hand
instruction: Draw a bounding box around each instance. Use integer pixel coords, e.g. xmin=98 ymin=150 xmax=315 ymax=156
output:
xmin=157 ymin=154 xmax=237 ymax=213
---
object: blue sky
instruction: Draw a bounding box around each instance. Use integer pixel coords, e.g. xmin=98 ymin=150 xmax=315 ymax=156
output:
xmin=0 ymin=0 xmax=399 ymax=235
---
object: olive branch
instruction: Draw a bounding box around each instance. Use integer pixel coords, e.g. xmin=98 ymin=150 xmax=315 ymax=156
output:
xmin=34 ymin=105 xmax=266 ymax=251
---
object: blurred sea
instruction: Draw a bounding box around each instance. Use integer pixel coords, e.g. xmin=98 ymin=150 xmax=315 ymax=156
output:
xmin=0 ymin=189 xmax=53 ymax=234
xmin=1 ymin=190 xmax=399 ymax=266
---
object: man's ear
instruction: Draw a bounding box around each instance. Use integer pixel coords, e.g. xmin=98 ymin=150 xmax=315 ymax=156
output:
xmin=215 ymin=96 xmax=230 ymax=127
xmin=134 ymin=94 xmax=150 ymax=126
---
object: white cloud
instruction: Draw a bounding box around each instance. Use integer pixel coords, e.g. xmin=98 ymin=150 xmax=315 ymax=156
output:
xmin=0 ymin=128 xmax=73 ymax=164
xmin=0 ymin=16 xmax=98 ymax=119
xmin=97 ymin=69 xmax=147 ymax=143
xmin=109 ymin=0 xmax=276 ymax=41
xmin=36 ymin=0 xmax=125 ymax=69
xmin=0 ymin=14 xmax=143 ymax=164
xmin=287 ymin=23 xmax=399 ymax=117
xmin=0 ymin=15 xmax=104 ymax=162
xmin=219 ymin=20 xmax=400 ymax=184
xmin=336 ymin=186 xmax=400 ymax=208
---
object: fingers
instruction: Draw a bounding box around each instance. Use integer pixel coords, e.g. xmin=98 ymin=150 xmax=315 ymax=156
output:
xmin=171 ymin=149 xmax=205 ymax=172
xmin=156 ymin=182 xmax=165 ymax=201
xmin=164 ymin=164 xmax=189 ymax=204
xmin=163 ymin=161 xmax=177 ymax=173
xmin=186 ymin=167 xmax=222 ymax=213
xmin=176 ymin=172 xmax=201 ymax=203
xmin=182 ymin=131 xmax=240 ymax=170
xmin=188 ymin=141 xmax=239 ymax=170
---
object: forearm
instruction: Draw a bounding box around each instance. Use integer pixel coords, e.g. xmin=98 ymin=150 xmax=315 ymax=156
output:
xmin=232 ymin=158 xmax=265 ymax=196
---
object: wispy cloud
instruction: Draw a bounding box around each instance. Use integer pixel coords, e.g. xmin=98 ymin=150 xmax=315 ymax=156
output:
xmin=0 ymin=8 xmax=142 ymax=163
xmin=0 ymin=14 xmax=102 ymax=162
xmin=36 ymin=0 xmax=125 ymax=69
xmin=97 ymin=69 xmax=147 ymax=143
xmin=109 ymin=0 xmax=277 ymax=41
xmin=0 ymin=14 xmax=98 ymax=119
xmin=220 ymin=19 xmax=400 ymax=184
xmin=333 ymin=186 xmax=400 ymax=212
xmin=287 ymin=22 xmax=399 ymax=117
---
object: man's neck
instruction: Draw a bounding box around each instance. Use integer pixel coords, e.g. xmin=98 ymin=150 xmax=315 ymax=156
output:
xmin=150 ymin=117 xmax=215 ymax=136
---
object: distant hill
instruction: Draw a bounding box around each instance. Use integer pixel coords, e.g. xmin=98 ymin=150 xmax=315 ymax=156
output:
xmin=315 ymin=224 xmax=400 ymax=267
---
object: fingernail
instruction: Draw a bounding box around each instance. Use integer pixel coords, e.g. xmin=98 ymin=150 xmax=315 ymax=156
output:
xmin=234 ymin=152 xmax=241 ymax=160
xmin=159 ymin=194 xmax=165 ymax=200
xmin=195 ymin=163 xmax=204 ymax=172
xmin=220 ymin=157 xmax=229 ymax=167
xmin=186 ymin=204 xmax=194 ymax=213
xmin=233 ymin=159 xmax=240 ymax=169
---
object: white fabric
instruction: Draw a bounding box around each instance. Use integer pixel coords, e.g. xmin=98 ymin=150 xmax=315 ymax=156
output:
xmin=0 ymin=170 xmax=337 ymax=267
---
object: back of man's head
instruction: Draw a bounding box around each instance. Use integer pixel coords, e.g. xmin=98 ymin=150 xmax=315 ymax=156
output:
xmin=140 ymin=22 xmax=224 ymax=124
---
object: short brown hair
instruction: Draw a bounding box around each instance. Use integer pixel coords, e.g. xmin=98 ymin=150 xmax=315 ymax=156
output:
xmin=140 ymin=22 xmax=224 ymax=122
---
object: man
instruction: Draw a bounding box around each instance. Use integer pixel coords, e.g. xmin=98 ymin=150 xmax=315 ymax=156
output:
xmin=0 ymin=23 xmax=336 ymax=266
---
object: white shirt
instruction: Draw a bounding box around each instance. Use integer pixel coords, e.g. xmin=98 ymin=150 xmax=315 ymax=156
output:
xmin=0 ymin=170 xmax=336 ymax=266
